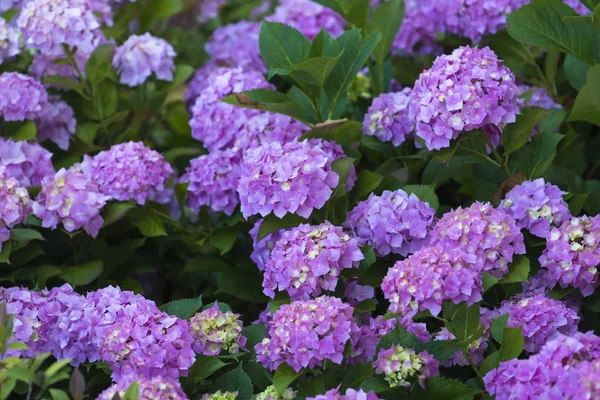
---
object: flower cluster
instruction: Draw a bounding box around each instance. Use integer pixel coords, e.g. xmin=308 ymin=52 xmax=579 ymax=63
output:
xmin=266 ymin=0 xmax=345 ymax=39
xmin=255 ymin=296 xmax=358 ymax=371
xmin=35 ymin=98 xmax=77 ymax=151
xmin=409 ymin=46 xmax=520 ymax=150
xmin=238 ymin=140 xmax=342 ymax=219
xmin=0 ymin=72 xmax=48 ymax=121
xmin=539 ymin=215 xmax=600 ymax=296
xmin=499 ymin=178 xmax=570 ymax=238
xmin=373 ymin=345 xmax=439 ymax=388
xmin=0 ymin=18 xmax=20 ymax=63
xmin=201 ymin=392 xmax=238 ymax=400
xmin=82 ymin=141 xmax=173 ymax=205
xmin=349 ymin=316 xmax=396 ymax=364
xmin=190 ymin=67 xmax=274 ymax=152
xmin=257 ymin=385 xmax=296 ymax=400
xmin=363 ymin=88 xmax=413 ymax=146
xmin=234 ymin=113 xmax=308 ymax=153
xmin=392 ymin=0 xmax=446 ymax=55
xmin=0 ymin=166 xmax=31 ymax=251
xmin=205 ymin=21 xmax=266 ymax=73
xmin=97 ymin=377 xmax=189 ymax=400
xmin=0 ymin=138 xmax=55 ymax=187
xmin=29 ymin=50 xmax=88 ymax=88
xmin=250 ymin=219 xmax=286 ymax=271
xmin=263 ymin=222 xmax=363 ymax=300
xmin=196 ymin=0 xmax=227 ymax=23
xmin=430 ymin=201 xmax=525 ymax=278
xmin=484 ymin=331 xmax=600 ymax=399
xmin=189 ymin=303 xmax=247 ymax=356
xmin=344 ymin=189 xmax=436 ymax=257
xmin=0 ymin=286 xmax=46 ymax=358
xmin=518 ymin=84 xmax=561 ymax=110
xmin=308 ymin=388 xmax=380 ymax=400
xmin=113 ymin=33 xmax=176 ymax=87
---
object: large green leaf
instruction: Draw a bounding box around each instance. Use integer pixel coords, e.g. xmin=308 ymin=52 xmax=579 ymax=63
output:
xmin=259 ymin=21 xmax=311 ymax=75
xmin=159 ymin=296 xmax=203 ymax=319
xmin=498 ymin=256 xmax=530 ymax=284
xmin=369 ymin=0 xmax=405 ymax=67
xmin=569 ymin=64 xmax=600 ymax=126
xmin=58 ymin=260 xmax=103 ymax=287
xmin=344 ymin=0 xmax=370 ymax=29
xmin=503 ymin=107 xmax=550 ymax=154
xmin=309 ymin=29 xmax=340 ymax=58
xmin=564 ymin=54 xmax=589 ymax=90
xmin=212 ymin=366 xmax=253 ymax=400
xmin=273 ymin=363 xmax=304 ymax=394
xmin=444 ymin=303 xmax=481 ymax=342
xmin=222 ymin=89 xmax=309 ymax=124
xmin=85 ymin=44 xmax=115 ymax=84
xmin=402 ymin=184 xmax=440 ymax=211
xmin=300 ymin=119 xmax=362 ymax=144
xmin=409 ymin=377 xmax=482 ymax=400
xmin=136 ymin=207 xmax=167 ymax=237
xmin=258 ymin=213 xmax=306 ymax=241
xmin=288 ymin=55 xmax=342 ymax=97
xmin=513 ymin=132 xmax=564 ymax=179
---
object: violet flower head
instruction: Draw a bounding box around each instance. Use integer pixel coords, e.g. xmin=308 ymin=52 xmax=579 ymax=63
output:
xmin=539 ymin=215 xmax=600 ymax=296
xmin=263 ymin=221 xmax=363 ymax=300
xmin=315 ymin=139 xmax=357 ymax=190
xmin=250 ymin=219 xmax=286 ymax=271
xmin=257 ymin=385 xmax=296 ymax=400
xmin=17 ymin=0 xmax=105 ymax=56
xmin=234 ymin=113 xmax=308 ymax=153
xmin=430 ymin=201 xmax=526 ymax=278
xmin=0 ymin=166 xmax=32 ymax=251
xmin=35 ymin=97 xmax=77 ymax=151
xmin=363 ymin=88 xmax=413 ymax=146
xmin=113 ymin=33 xmax=176 ymax=87
xmin=0 ymin=72 xmax=48 ymax=121
xmin=33 ymin=166 xmax=108 ymax=238
xmin=196 ymin=0 xmax=227 ymax=23
xmin=185 ymin=61 xmax=219 ymax=107
xmin=205 ymin=21 xmax=266 ymax=73
xmin=349 ymin=316 xmax=396 ymax=365
xmin=308 ymin=388 xmax=381 ymax=400
xmin=565 ymin=0 xmax=591 ymax=15
xmin=344 ymin=189 xmax=436 ymax=257
xmin=0 ymin=286 xmax=46 ymax=358
xmin=30 ymin=49 xmax=89 ymax=88
xmin=201 ymin=392 xmax=238 ymax=400
xmin=409 ymin=46 xmax=520 ymax=150
xmin=255 ymin=296 xmax=358 ymax=372
xmin=373 ymin=345 xmax=439 ymax=388
xmin=0 ymin=138 xmax=55 ymax=187
xmin=180 ymin=149 xmax=241 ymax=216
xmin=190 ymin=67 xmax=274 ymax=152
xmin=0 ymin=17 xmax=20 ymax=63
xmin=266 ymin=0 xmax=345 ymax=39
xmin=97 ymin=377 xmax=189 ymax=400
xmin=499 ymin=178 xmax=570 ymax=238
xmin=518 ymin=84 xmax=561 ymax=110
xmin=392 ymin=0 xmax=447 ymax=55
xmin=83 ymin=141 xmax=173 ymax=205
xmin=189 ymin=303 xmax=247 ymax=356
xmin=237 ymin=140 xmax=341 ymax=219
xmin=382 ymin=245 xmax=482 ymax=318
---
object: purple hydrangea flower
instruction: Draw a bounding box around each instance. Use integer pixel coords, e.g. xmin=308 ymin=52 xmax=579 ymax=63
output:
xmin=237 ymin=140 xmax=342 ymax=219
xmin=233 ymin=113 xmax=308 ymax=153
xmin=564 ymin=0 xmax=591 ymax=15
xmin=0 ymin=138 xmax=55 ymax=187
xmin=409 ymin=46 xmax=520 ymax=150
xmin=186 ymin=61 xmax=219 ymax=108
xmin=373 ymin=345 xmax=439 ymax=388
xmin=0 ymin=286 xmax=46 ymax=358
xmin=316 ymin=139 xmax=357 ymax=191
xmin=0 ymin=18 xmax=20 ymax=63
xmin=97 ymin=377 xmax=189 ymax=400
xmin=257 ymin=385 xmax=296 ymax=400
xmin=196 ymin=0 xmax=226 ymax=23
xmin=266 ymin=0 xmax=345 ymax=39
xmin=349 ymin=316 xmax=396 ymax=365
xmin=344 ymin=189 xmax=436 ymax=257
xmin=499 ymin=178 xmax=570 ymax=238
xmin=0 ymin=72 xmax=48 ymax=121
xmin=189 ymin=303 xmax=247 ymax=356
xmin=82 ymin=142 xmax=173 ymax=205
xmin=363 ymin=89 xmax=413 ymax=146
xmin=263 ymin=222 xmax=363 ymax=300
xmin=392 ymin=0 xmax=446 ymax=55
xmin=344 ymin=278 xmax=376 ymax=310
xmin=113 ymin=33 xmax=176 ymax=86
xmin=180 ymin=149 xmax=241 ymax=216
xmin=201 ymin=392 xmax=238 ymax=400
xmin=35 ymin=97 xmax=77 ymax=151
xmin=308 ymin=388 xmax=381 ymax=400
xmin=17 ymin=0 xmax=105 ymax=56
xmin=33 ymin=166 xmax=108 ymax=237
xmin=255 ymin=296 xmax=358 ymax=372
xmin=435 ymin=326 xmax=488 ymax=367
xmin=430 ymin=202 xmax=526 ymax=278
xmin=30 ymin=49 xmax=90 ymax=88
xmin=518 ymin=84 xmax=561 ymax=110
xmin=382 ymin=245 xmax=482 ymax=318
xmin=190 ymin=67 xmax=274 ymax=152
xmin=0 ymin=166 xmax=32 ymax=251
xmin=205 ymin=21 xmax=266 ymax=73
xmin=250 ymin=219 xmax=286 ymax=271
xmin=539 ymin=215 xmax=600 ymax=296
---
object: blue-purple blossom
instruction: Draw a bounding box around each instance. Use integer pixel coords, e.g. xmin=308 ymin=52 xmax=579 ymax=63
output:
xmin=35 ymin=97 xmax=77 ymax=150
xmin=363 ymin=88 xmax=413 ymax=146
xmin=196 ymin=0 xmax=227 ymax=23
xmin=0 ymin=18 xmax=20 ymax=63
xmin=97 ymin=377 xmax=189 ymax=400
xmin=189 ymin=303 xmax=247 ymax=356
xmin=0 ymin=286 xmax=46 ymax=358
xmin=0 ymin=138 xmax=55 ymax=187
xmin=308 ymin=388 xmax=381 ymax=400
xmin=266 ymin=0 xmax=345 ymax=39
xmin=0 ymin=72 xmax=48 ymax=121
xmin=0 ymin=166 xmax=32 ymax=251
xmin=518 ymin=84 xmax=561 ymax=110
xmin=391 ymin=0 xmax=446 ymax=55
xmin=250 ymin=219 xmax=286 ymax=271
xmin=205 ymin=21 xmax=266 ymax=73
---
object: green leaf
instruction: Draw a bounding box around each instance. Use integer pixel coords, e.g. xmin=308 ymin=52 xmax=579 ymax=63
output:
xmin=342 ymin=363 xmax=375 ymax=391
xmin=244 ymin=324 xmax=266 ymax=349
xmin=269 ymin=292 xmax=291 ymax=314
xmin=491 ymin=314 xmax=509 ymax=344
xmin=10 ymin=229 xmax=44 ymax=252
xmin=498 ymin=255 xmax=530 ymax=284
xmin=222 ymin=89 xmax=308 ymax=124
xmin=0 ymin=240 xmax=12 ymax=264
xmin=345 ymin=0 xmax=370 ymax=29
xmin=402 ymin=184 xmax=440 ymax=210
xmin=69 ymin=369 xmax=85 ymax=400
xmin=569 ymin=64 xmax=600 ymax=126
xmin=102 ymin=201 xmax=137 ymax=228
xmin=513 ymin=132 xmax=564 ymax=179
xmin=59 ymin=260 xmax=103 ymax=287
xmin=209 ymin=226 xmax=238 ymax=255
xmin=568 ymin=192 xmax=590 ymax=216
xmin=360 ymin=376 xmax=392 ymax=394
xmin=165 ymin=65 xmax=194 ymax=90
xmin=564 ymin=54 xmax=589 ymax=90
xmin=136 ymin=207 xmax=167 ymax=237
xmin=159 ymin=296 xmax=203 ymax=319
xmin=8 ymin=121 xmax=37 ymax=141
xmin=213 ymin=365 xmax=253 ymax=400
xmin=353 ymin=170 xmax=383 ymax=201
xmin=91 ymin=81 xmax=118 ymax=119
xmin=17 ymin=265 xmax=62 ymax=287
xmin=444 ymin=303 xmax=481 ymax=342
xmin=139 ymin=0 xmax=183 ymax=29
xmin=273 ymin=363 xmax=303 ymax=394
xmin=506 ymin=0 xmax=600 ymax=66
xmin=369 ymin=0 xmax=405 ymax=67
xmin=377 ymin=324 xmax=420 ymax=352
xmin=259 ymin=21 xmax=311 ymax=75
xmin=258 ymin=213 xmax=306 ymax=241
xmin=85 ymin=44 xmax=115 ymax=84
xmin=538 ymin=108 xmax=566 ymax=134
xmin=75 ymin=122 xmax=99 ymax=145
xmin=409 ymin=377 xmax=482 ymax=400
xmin=300 ymin=119 xmax=362 ymax=145
xmin=331 ymin=157 xmax=354 ymax=191
xmin=187 ymin=356 xmax=229 ymax=382
xmin=288 ymin=55 xmax=342 ymax=97
xmin=49 ymin=389 xmax=70 ymax=400
xmin=482 ymin=272 xmax=499 ymax=292
xmin=0 ymin=367 xmax=36 ymax=383
xmin=311 ymin=0 xmax=346 ymax=15
xmin=503 ymin=107 xmax=550 ymax=154
xmin=480 ymin=327 xmax=524 ymax=375
xmin=43 ymin=75 xmax=85 ymax=95
xmin=124 ymin=381 xmax=139 ymax=400
xmin=309 ymin=29 xmax=340 ymax=58
xmin=218 ymin=267 xmax=265 ymax=303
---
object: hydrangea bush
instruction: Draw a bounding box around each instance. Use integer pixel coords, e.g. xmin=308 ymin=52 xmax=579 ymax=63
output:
xmin=1 ymin=0 xmax=600 ymax=399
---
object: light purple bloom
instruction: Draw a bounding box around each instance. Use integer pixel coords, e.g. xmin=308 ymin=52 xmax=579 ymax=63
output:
xmin=0 ymin=17 xmax=20 ymax=63
xmin=349 ymin=316 xmax=396 ymax=365
xmin=0 ymin=138 xmax=55 ymax=187
xmin=30 ymin=49 xmax=89 ymax=89
xmin=196 ymin=0 xmax=226 ymax=23
xmin=250 ymin=219 xmax=286 ymax=271
xmin=266 ymin=0 xmax=345 ymax=39
xmin=35 ymin=97 xmax=77 ymax=150
xmin=97 ymin=376 xmax=189 ymax=400
xmin=189 ymin=303 xmax=247 ymax=356
xmin=308 ymin=388 xmax=381 ymax=400
xmin=391 ymin=0 xmax=447 ymax=55
xmin=0 ymin=72 xmax=48 ymax=121
xmin=518 ymin=84 xmax=561 ymax=110
xmin=363 ymin=89 xmax=413 ymax=146
xmin=0 ymin=166 xmax=32 ymax=251
xmin=373 ymin=345 xmax=439 ymax=388
xmin=233 ymin=113 xmax=308 ymax=153
xmin=205 ymin=21 xmax=266 ymax=73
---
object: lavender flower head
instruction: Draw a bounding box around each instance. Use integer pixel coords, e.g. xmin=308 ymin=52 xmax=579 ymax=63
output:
xmin=344 ymin=189 xmax=436 ymax=257
xmin=33 ymin=166 xmax=108 ymax=238
xmin=113 ymin=33 xmax=176 ymax=86
xmin=539 ymin=215 xmax=600 ymax=296
xmin=201 ymin=392 xmax=238 ymax=400
xmin=308 ymin=388 xmax=381 ymax=400
xmin=250 ymin=219 xmax=286 ymax=271
xmin=30 ymin=50 xmax=89 ymax=89
xmin=0 ymin=18 xmax=20 ymax=63
xmin=82 ymin=142 xmax=173 ymax=205
xmin=0 ymin=138 xmax=55 ymax=187
xmin=237 ymin=140 xmax=341 ymax=219
xmin=0 ymin=166 xmax=32 ymax=250
xmin=266 ymin=0 xmax=345 ymax=39
xmin=263 ymin=222 xmax=363 ymax=300
xmin=363 ymin=88 xmax=413 ymax=146
xmin=233 ymin=113 xmax=308 ymax=153
xmin=205 ymin=21 xmax=266 ymax=73
xmin=392 ymin=0 xmax=446 ymax=55
xmin=196 ymin=0 xmax=226 ymax=23
xmin=409 ymin=46 xmax=520 ymax=150
xmin=373 ymin=345 xmax=439 ymax=388
xmin=257 ymin=385 xmax=296 ymax=400
xmin=499 ymin=178 xmax=570 ymax=238
xmin=190 ymin=67 xmax=274 ymax=152
xmin=186 ymin=61 xmax=219 ymax=107
xmin=0 ymin=72 xmax=48 ymax=121
xmin=255 ymin=296 xmax=358 ymax=372
xmin=35 ymin=97 xmax=77 ymax=151
xmin=518 ymin=84 xmax=561 ymax=110
xmin=189 ymin=303 xmax=247 ymax=356
xmin=430 ymin=202 xmax=525 ymax=278
xmin=349 ymin=316 xmax=396 ymax=365
xmin=0 ymin=286 xmax=46 ymax=358
xmin=564 ymin=0 xmax=592 ymax=15
xmin=97 ymin=377 xmax=189 ymax=400
xmin=17 ymin=0 xmax=105 ymax=56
